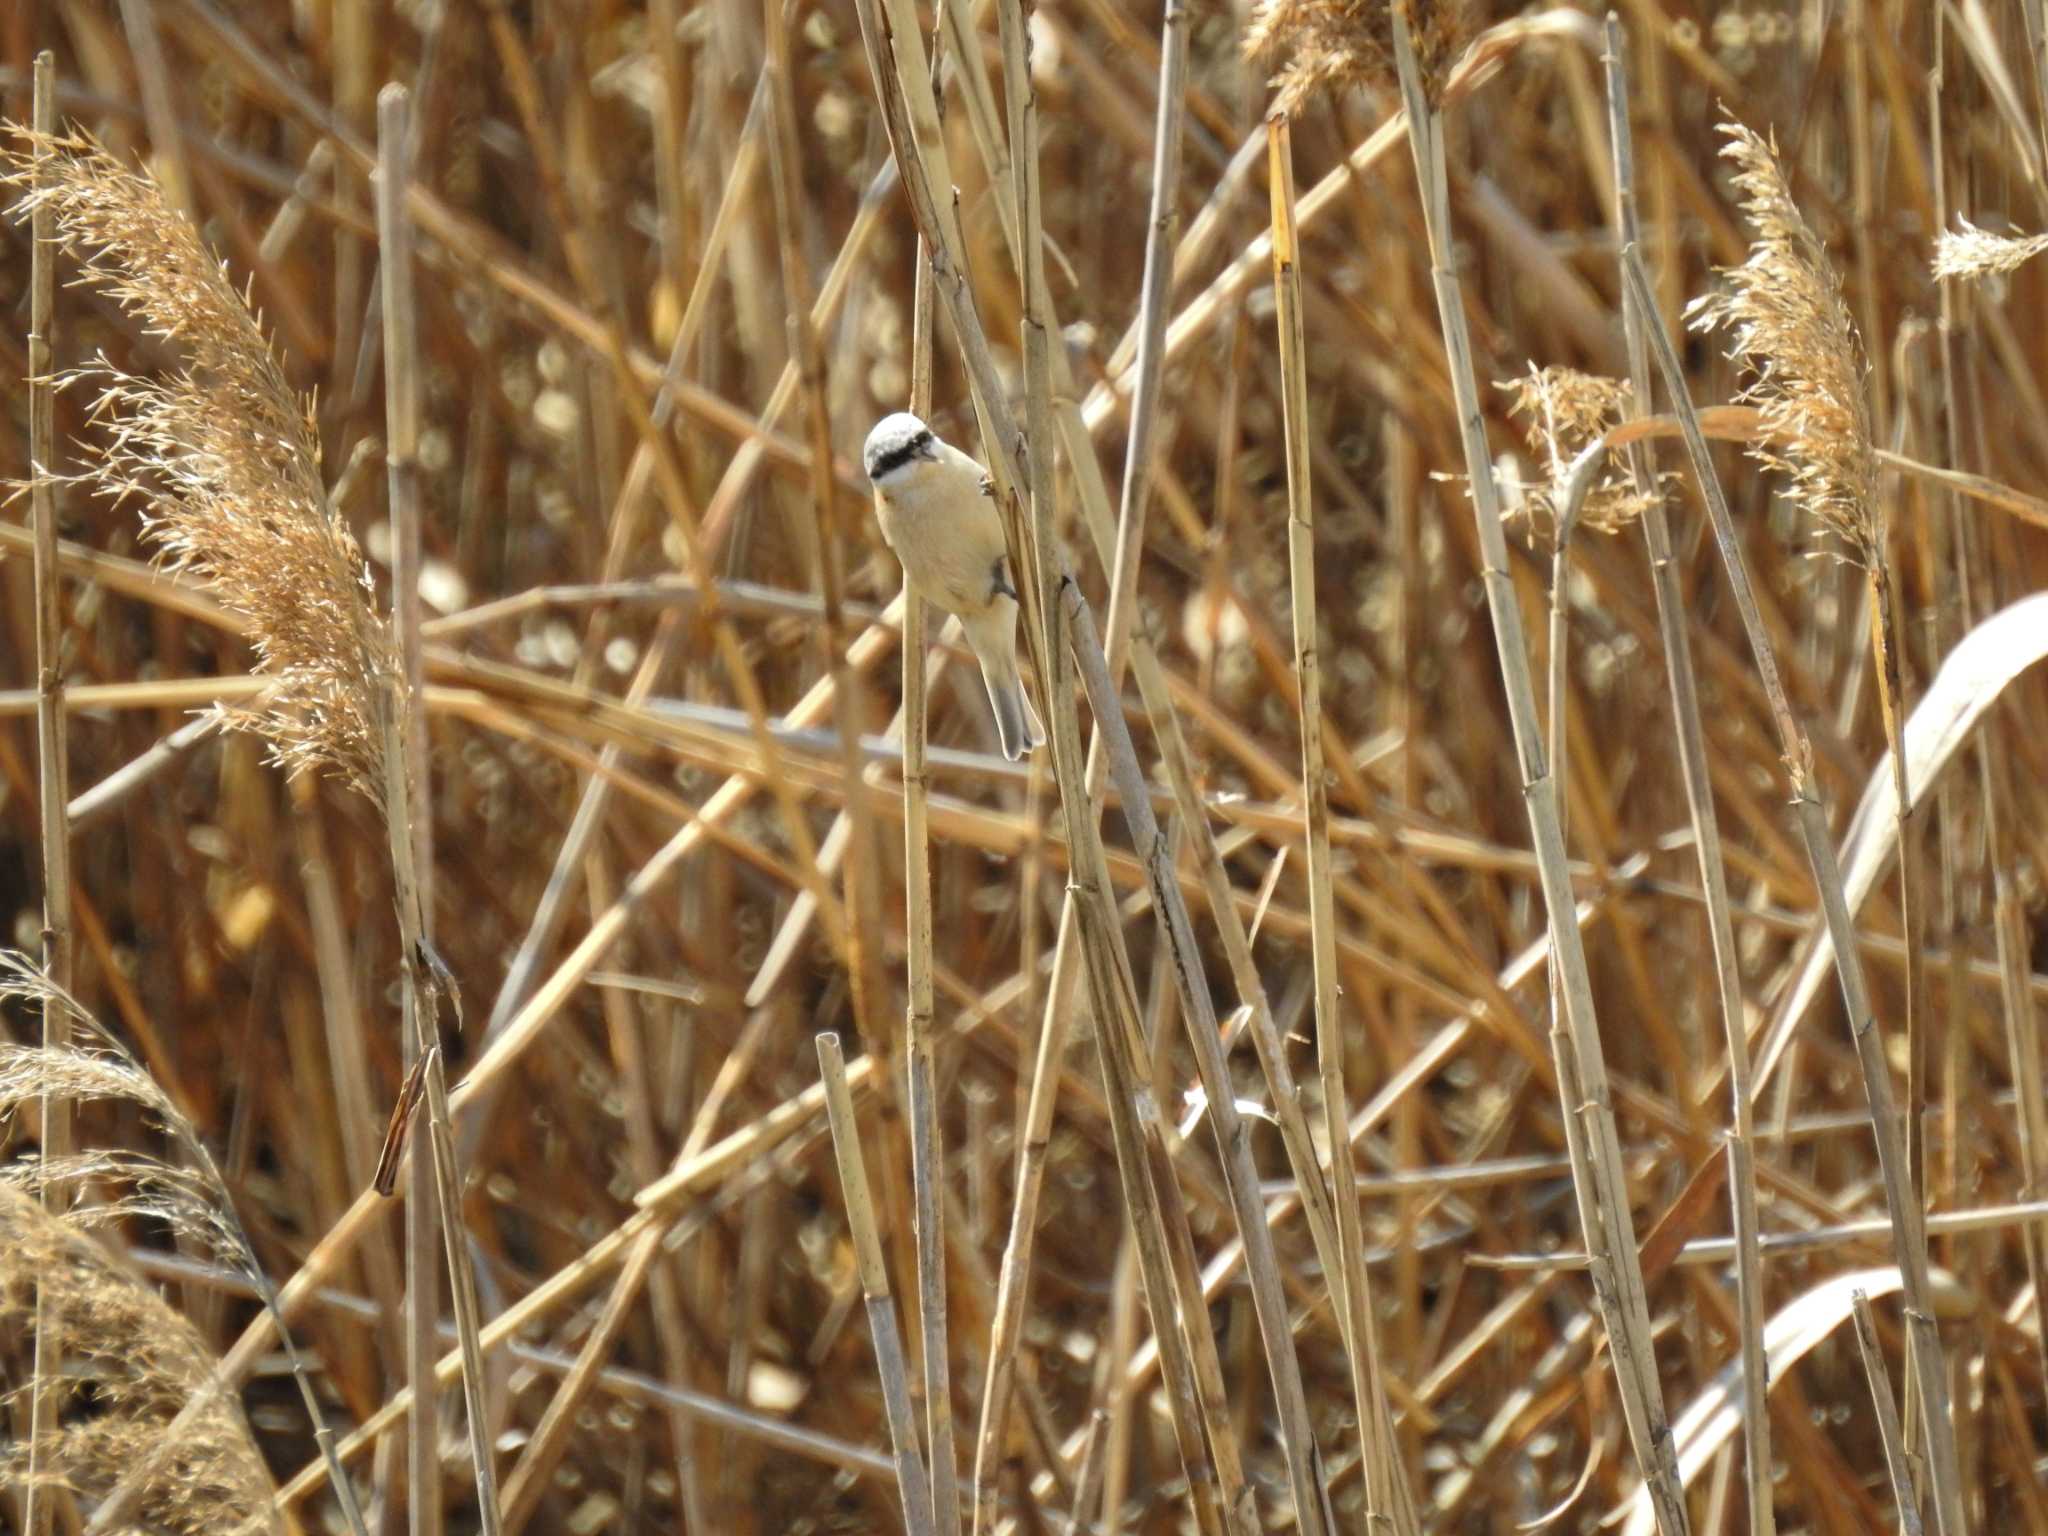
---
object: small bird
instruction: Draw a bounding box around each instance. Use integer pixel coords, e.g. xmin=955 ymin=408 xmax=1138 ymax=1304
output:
xmin=863 ymin=412 xmax=1045 ymax=761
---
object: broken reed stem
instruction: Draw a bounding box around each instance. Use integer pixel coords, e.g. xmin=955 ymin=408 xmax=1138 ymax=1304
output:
xmin=1265 ymin=111 xmax=1405 ymax=1533
xmin=1852 ymin=1288 xmax=1928 ymax=1536
xmin=378 ymin=83 xmax=502 ymax=1536
xmin=817 ymin=1032 xmax=938 ymax=1536
xmin=1063 ymin=579 xmax=1333 ymax=1535
xmin=1601 ymin=20 xmax=1774 ymax=1535
xmin=1618 ymin=235 xmax=1967 ymax=1536
xmin=1388 ymin=15 xmax=1692 ymax=1534
xmin=26 ymin=50 xmax=69 ymax=1536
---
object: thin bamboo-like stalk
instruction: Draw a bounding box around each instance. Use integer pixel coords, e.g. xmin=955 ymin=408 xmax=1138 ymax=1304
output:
xmin=817 ymin=1032 xmax=938 ymax=1536
xmin=1064 ymin=578 xmax=1335 ymax=1534
xmin=380 ymin=75 xmax=442 ymax=1535
xmin=992 ymin=0 xmax=1243 ymax=1517
xmin=1387 ymin=17 xmax=1692 ymax=1533
xmin=1602 ymin=21 xmax=1774 ymax=1534
xmin=1619 ymin=210 xmax=1967 ymax=1536
xmin=1930 ymin=0 xmax=2048 ymax=1415
xmin=25 ymin=51 xmax=69 ymax=1536
xmin=1265 ymin=111 xmax=1406 ymax=1533
xmin=762 ymin=0 xmax=883 ymax=1045
xmin=930 ymin=0 xmax=1221 ymax=1508
xmin=377 ymin=83 xmax=502 ymax=1536
xmin=1852 ymin=1288 xmax=1928 ymax=1536
xmin=1064 ymin=1408 xmax=1109 ymax=1536
xmin=898 ymin=21 xmax=962 ymax=1531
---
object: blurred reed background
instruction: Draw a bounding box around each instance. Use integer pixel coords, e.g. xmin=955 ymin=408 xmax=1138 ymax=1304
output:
xmin=3 ymin=1 xmax=2048 ymax=1533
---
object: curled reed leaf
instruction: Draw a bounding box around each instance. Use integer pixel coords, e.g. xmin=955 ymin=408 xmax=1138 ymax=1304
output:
xmin=1 ymin=127 xmax=396 ymax=800
xmin=1687 ymin=121 xmax=1879 ymax=565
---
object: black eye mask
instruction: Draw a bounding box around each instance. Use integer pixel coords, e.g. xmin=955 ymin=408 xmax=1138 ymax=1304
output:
xmin=867 ymin=430 xmax=936 ymax=481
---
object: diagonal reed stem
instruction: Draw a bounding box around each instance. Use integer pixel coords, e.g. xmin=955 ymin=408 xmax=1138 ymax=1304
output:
xmin=818 ymin=1032 xmax=939 ymax=1536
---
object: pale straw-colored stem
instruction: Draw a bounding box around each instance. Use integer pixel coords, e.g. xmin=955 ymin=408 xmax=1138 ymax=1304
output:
xmin=1619 ymin=211 xmax=1966 ymax=1536
xmin=1852 ymin=1288 xmax=1928 ymax=1536
xmin=1064 ymin=579 xmax=1335 ymax=1534
xmin=1266 ymin=111 xmax=1409 ymax=1535
xmin=27 ymin=53 xmax=70 ymax=1536
xmin=377 ymin=83 xmax=502 ymax=1536
xmin=1602 ymin=19 xmax=1774 ymax=1533
xmin=1390 ymin=15 xmax=1691 ymax=1532
xmin=899 ymin=22 xmax=962 ymax=1526
xmin=818 ymin=1032 xmax=939 ymax=1536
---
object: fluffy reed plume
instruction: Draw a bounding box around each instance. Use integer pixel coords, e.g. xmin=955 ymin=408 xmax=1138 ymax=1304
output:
xmin=1 ymin=128 xmax=395 ymax=801
xmin=1687 ymin=121 xmax=1880 ymax=565
xmin=1933 ymin=219 xmax=2048 ymax=281
xmin=1245 ymin=0 xmax=1469 ymax=111
xmin=0 ymin=952 xmax=344 ymax=1533
xmin=1502 ymin=364 xmax=1654 ymax=537
xmin=0 ymin=951 xmax=284 ymax=1535
xmin=0 ymin=1186 xmax=278 ymax=1536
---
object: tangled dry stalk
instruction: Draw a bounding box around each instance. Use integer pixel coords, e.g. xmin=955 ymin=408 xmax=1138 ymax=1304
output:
xmin=4 ymin=2 xmax=2048 ymax=1534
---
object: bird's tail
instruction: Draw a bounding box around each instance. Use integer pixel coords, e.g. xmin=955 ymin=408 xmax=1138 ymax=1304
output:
xmin=965 ymin=610 xmax=1044 ymax=763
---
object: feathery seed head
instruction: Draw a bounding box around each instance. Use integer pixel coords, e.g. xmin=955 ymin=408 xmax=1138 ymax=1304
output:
xmin=1687 ymin=120 xmax=1879 ymax=565
xmin=1933 ymin=219 xmax=2048 ymax=282
xmin=1245 ymin=0 xmax=1469 ymax=113
xmin=1501 ymin=366 xmax=1654 ymax=539
xmin=3 ymin=127 xmax=396 ymax=800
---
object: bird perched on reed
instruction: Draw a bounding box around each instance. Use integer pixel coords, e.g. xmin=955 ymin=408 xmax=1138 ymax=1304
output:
xmin=863 ymin=412 xmax=1045 ymax=761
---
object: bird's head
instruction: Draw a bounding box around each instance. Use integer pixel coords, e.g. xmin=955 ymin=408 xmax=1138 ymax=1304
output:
xmin=863 ymin=412 xmax=942 ymax=490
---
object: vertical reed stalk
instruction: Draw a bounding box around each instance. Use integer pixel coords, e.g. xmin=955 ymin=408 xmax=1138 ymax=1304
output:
xmin=1266 ymin=111 xmax=1406 ymax=1533
xmin=1602 ymin=20 xmax=1774 ymax=1533
xmin=1618 ymin=238 xmax=1967 ymax=1536
xmin=818 ymin=1032 xmax=939 ymax=1536
xmin=25 ymin=51 xmax=69 ymax=1536
xmin=377 ymin=83 xmax=502 ymax=1536
xmin=1388 ymin=15 xmax=1690 ymax=1532
xmin=994 ymin=0 xmax=1248 ymax=1520
xmin=900 ymin=21 xmax=958 ymax=1532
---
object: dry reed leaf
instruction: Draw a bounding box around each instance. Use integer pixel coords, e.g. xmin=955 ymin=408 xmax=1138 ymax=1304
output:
xmin=1933 ymin=219 xmax=2048 ymax=281
xmin=0 ymin=1183 xmax=280 ymax=1535
xmin=1687 ymin=120 xmax=1880 ymax=565
xmin=1 ymin=127 xmax=395 ymax=800
xmin=1753 ymin=589 xmax=2048 ymax=1088
xmin=1614 ymin=1265 xmax=1973 ymax=1536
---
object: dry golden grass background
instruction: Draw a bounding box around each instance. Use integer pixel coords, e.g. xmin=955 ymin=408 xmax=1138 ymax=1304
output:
xmin=4 ymin=1 xmax=2048 ymax=1533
